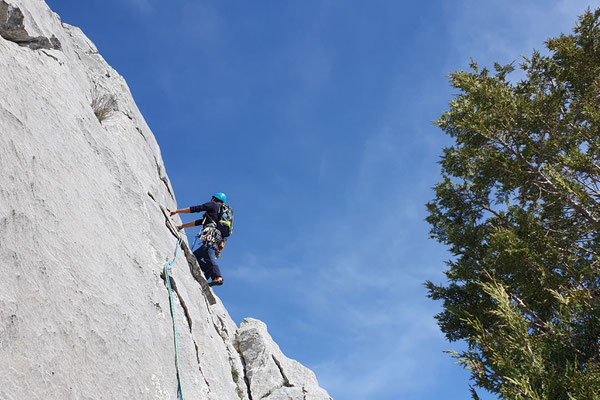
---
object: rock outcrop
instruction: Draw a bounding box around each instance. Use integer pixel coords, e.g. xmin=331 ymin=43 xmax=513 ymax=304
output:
xmin=0 ymin=0 xmax=60 ymax=49
xmin=238 ymin=319 xmax=332 ymax=400
xmin=0 ymin=1 xmax=331 ymax=399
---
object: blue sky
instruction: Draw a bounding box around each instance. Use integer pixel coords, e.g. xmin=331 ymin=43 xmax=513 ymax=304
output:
xmin=46 ymin=1 xmax=594 ymax=399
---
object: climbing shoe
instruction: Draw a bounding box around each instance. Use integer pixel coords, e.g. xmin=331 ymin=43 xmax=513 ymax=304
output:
xmin=208 ymin=277 xmax=223 ymax=287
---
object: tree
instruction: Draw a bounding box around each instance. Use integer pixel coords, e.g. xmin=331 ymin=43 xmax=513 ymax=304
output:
xmin=426 ymin=8 xmax=600 ymax=400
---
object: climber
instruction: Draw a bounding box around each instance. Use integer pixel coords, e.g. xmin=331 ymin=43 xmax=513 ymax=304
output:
xmin=167 ymin=192 xmax=232 ymax=287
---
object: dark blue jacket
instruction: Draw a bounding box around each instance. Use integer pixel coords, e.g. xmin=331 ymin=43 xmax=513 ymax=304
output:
xmin=190 ymin=201 xmax=221 ymax=227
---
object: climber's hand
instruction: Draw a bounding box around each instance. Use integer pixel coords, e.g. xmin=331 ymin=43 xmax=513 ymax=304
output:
xmin=167 ymin=208 xmax=177 ymax=216
xmin=176 ymin=224 xmax=183 ymax=230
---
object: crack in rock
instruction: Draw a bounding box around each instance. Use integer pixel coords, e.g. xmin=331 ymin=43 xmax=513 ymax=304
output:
xmin=147 ymin=191 xmax=156 ymax=202
xmin=239 ymin=353 xmax=253 ymax=400
xmin=272 ymin=355 xmax=293 ymax=388
xmin=214 ymin=315 xmax=230 ymax=339
xmin=41 ymin=49 xmax=61 ymax=63
xmin=158 ymin=204 xmax=179 ymax=239
xmin=168 ymin=276 xmax=193 ymax=331
xmin=160 ymin=270 xmax=189 ymax=397
xmin=161 ymin=271 xmax=213 ymax=395
xmin=0 ymin=1 xmax=61 ymax=50
xmin=136 ymin=126 xmax=146 ymax=139
xmin=194 ymin=341 xmax=212 ymax=391
xmin=161 ymin=176 xmax=174 ymax=199
xmin=154 ymin=156 xmax=174 ymax=200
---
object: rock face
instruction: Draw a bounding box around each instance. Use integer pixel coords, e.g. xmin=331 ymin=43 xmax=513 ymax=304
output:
xmin=0 ymin=0 xmax=60 ymax=49
xmin=0 ymin=1 xmax=332 ymax=399
xmin=238 ymin=319 xmax=333 ymax=400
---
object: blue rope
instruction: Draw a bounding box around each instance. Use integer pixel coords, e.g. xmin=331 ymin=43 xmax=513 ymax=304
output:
xmin=164 ymin=236 xmax=184 ymax=400
xmin=177 ymin=231 xmax=201 ymax=250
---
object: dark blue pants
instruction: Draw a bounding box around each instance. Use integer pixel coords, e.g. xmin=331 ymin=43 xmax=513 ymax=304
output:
xmin=193 ymin=243 xmax=222 ymax=281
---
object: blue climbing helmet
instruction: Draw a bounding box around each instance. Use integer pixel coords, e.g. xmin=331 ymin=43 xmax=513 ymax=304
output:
xmin=213 ymin=192 xmax=226 ymax=202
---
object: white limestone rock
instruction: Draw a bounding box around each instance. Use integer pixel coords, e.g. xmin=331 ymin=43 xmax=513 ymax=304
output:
xmin=0 ymin=1 xmax=331 ymax=399
xmin=238 ymin=319 xmax=332 ymax=400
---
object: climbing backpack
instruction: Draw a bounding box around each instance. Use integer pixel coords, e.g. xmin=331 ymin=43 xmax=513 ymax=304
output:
xmin=216 ymin=203 xmax=234 ymax=238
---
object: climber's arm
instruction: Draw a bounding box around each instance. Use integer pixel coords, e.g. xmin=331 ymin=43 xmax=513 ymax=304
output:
xmin=169 ymin=204 xmax=208 ymax=229
xmin=167 ymin=207 xmax=191 ymax=216
xmin=176 ymin=220 xmax=197 ymax=230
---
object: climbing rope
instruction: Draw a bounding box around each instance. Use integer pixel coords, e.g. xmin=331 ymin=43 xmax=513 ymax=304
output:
xmin=164 ymin=236 xmax=184 ymax=400
xmin=176 ymin=230 xmax=201 ymax=251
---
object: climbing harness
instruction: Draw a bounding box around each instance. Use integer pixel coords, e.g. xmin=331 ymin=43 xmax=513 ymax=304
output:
xmin=164 ymin=236 xmax=185 ymax=400
xmin=200 ymin=225 xmax=222 ymax=246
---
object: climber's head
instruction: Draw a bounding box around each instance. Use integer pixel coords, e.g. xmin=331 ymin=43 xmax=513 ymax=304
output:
xmin=212 ymin=192 xmax=226 ymax=203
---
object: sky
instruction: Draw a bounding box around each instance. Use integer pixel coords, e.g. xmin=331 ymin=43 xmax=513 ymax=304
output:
xmin=45 ymin=1 xmax=596 ymax=399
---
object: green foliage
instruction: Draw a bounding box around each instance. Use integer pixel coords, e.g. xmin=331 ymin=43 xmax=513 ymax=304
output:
xmin=427 ymin=8 xmax=600 ymax=399
xmin=234 ymin=339 xmax=243 ymax=356
xmin=231 ymin=365 xmax=239 ymax=382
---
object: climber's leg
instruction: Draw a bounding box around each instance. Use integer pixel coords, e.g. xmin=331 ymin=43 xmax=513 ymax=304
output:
xmin=193 ymin=245 xmax=210 ymax=278
xmin=205 ymin=245 xmax=223 ymax=285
